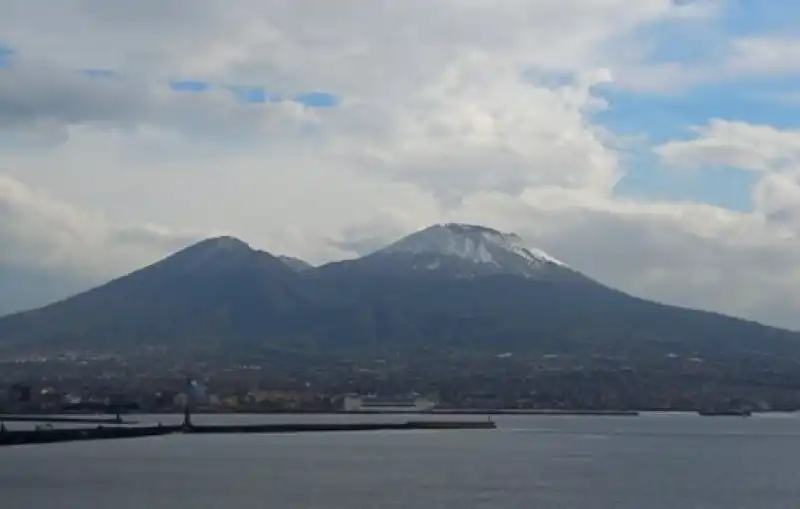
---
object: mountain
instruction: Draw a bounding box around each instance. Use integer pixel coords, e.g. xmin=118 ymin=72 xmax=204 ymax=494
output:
xmin=318 ymin=223 xmax=583 ymax=281
xmin=1 ymin=224 xmax=799 ymax=363
xmin=278 ymin=255 xmax=314 ymax=272
xmin=380 ymin=223 xmax=568 ymax=274
xmin=0 ymin=236 xmax=303 ymax=351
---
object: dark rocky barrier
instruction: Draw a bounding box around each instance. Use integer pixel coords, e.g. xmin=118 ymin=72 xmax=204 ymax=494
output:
xmin=0 ymin=415 xmax=136 ymax=424
xmin=188 ymin=420 xmax=496 ymax=434
xmin=0 ymin=420 xmax=496 ymax=446
xmin=0 ymin=426 xmax=174 ymax=446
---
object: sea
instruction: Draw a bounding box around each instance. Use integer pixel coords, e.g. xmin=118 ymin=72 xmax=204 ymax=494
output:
xmin=3 ymin=412 xmax=800 ymax=508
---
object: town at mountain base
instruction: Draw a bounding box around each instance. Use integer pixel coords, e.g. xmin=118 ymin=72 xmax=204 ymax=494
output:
xmin=2 ymin=223 xmax=800 ymax=412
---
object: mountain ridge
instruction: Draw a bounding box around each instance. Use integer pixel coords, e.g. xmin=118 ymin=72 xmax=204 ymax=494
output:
xmin=1 ymin=223 xmax=798 ymax=363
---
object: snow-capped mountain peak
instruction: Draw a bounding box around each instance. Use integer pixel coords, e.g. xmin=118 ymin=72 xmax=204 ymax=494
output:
xmin=372 ymin=223 xmax=571 ymax=278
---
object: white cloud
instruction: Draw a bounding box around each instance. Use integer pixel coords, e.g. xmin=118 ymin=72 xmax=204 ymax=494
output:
xmin=0 ymin=0 xmax=799 ymax=329
xmin=656 ymin=119 xmax=800 ymax=234
xmin=753 ymin=172 xmax=800 ymax=228
xmin=0 ymin=173 xmax=200 ymax=277
xmin=617 ymin=36 xmax=800 ymax=93
xmin=0 ymin=0 xmax=712 ymax=98
xmin=0 ymin=58 xmax=321 ymax=144
xmin=329 ymin=62 xmax=619 ymax=202
xmin=725 ymin=37 xmax=800 ymax=77
xmin=656 ymin=120 xmax=800 ymax=173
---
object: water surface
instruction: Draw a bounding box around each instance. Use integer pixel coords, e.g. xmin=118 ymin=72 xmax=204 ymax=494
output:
xmin=3 ymin=413 xmax=800 ymax=508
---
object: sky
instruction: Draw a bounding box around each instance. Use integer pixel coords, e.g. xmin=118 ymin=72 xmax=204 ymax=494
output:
xmin=1 ymin=0 xmax=800 ymax=329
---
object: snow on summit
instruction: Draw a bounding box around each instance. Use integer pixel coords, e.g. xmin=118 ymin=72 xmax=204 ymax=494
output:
xmin=376 ymin=223 xmax=568 ymax=277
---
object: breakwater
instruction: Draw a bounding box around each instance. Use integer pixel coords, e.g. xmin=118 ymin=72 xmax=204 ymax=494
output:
xmin=432 ymin=409 xmax=639 ymax=416
xmin=188 ymin=420 xmax=496 ymax=434
xmin=0 ymin=415 xmax=136 ymax=424
xmin=0 ymin=425 xmax=172 ymax=446
xmin=0 ymin=420 xmax=496 ymax=447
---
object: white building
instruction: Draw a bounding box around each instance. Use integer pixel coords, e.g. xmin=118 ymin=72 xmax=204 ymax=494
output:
xmin=342 ymin=394 xmax=436 ymax=413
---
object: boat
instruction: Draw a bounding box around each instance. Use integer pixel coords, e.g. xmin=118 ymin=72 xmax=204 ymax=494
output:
xmin=697 ymin=409 xmax=752 ymax=417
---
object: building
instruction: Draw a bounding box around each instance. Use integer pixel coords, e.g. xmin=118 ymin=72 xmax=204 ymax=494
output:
xmin=8 ymin=383 xmax=31 ymax=404
xmin=342 ymin=394 xmax=436 ymax=413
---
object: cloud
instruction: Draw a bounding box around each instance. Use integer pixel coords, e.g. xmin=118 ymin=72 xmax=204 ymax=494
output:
xmin=0 ymin=0 xmax=798 ymax=330
xmin=618 ymin=36 xmax=800 ymax=93
xmin=0 ymin=1 xmax=711 ymax=94
xmin=0 ymin=173 xmax=199 ymax=277
xmin=328 ymin=62 xmax=618 ymax=202
xmin=656 ymin=120 xmax=800 ymax=173
xmin=655 ymin=119 xmax=800 ymax=233
xmin=724 ymin=37 xmax=800 ymax=77
xmin=0 ymin=57 xmax=327 ymax=145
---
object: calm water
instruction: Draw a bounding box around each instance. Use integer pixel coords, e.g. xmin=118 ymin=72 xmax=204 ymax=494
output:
xmin=3 ymin=413 xmax=800 ymax=508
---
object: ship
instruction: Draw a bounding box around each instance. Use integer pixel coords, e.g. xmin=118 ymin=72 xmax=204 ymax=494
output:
xmin=697 ymin=409 xmax=752 ymax=417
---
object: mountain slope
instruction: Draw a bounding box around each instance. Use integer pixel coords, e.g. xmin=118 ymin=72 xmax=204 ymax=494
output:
xmin=278 ymin=255 xmax=314 ymax=272
xmin=1 ymin=225 xmax=799 ymax=363
xmin=0 ymin=237 xmax=303 ymax=350
xmin=301 ymin=270 xmax=798 ymax=359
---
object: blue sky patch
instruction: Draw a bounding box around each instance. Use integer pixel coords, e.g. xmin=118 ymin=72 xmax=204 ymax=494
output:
xmin=0 ymin=44 xmax=13 ymax=67
xmin=593 ymin=11 xmax=800 ymax=215
xmin=614 ymin=152 xmax=756 ymax=212
xmin=170 ymin=79 xmax=211 ymax=92
xmin=597 ymin=76 xmax=800 ymax=146
xmin=630 ymin=18 xmax=719 ymax=67
xmin=229 ymin=86 xmax=281 ymax=104
xmin=718 ymin=0 xmax=800 ymax=37
xmin=629 ymin=1 xmax=800 ymax=69
xmin=294 ymin=92 xmax=339 ymax=108
xmin=599 ymin=81 xmax=774 ymax=211
xmin=82 ymin=68 xmax=118 ymax=78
